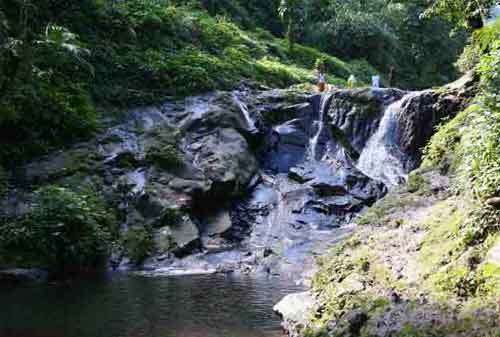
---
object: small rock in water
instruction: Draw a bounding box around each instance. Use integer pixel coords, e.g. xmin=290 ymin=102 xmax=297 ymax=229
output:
xmin=263 ymin=248 xmax=275 ymax=258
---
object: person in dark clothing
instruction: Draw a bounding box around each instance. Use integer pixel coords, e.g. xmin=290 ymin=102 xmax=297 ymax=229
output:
xmin=388 ymin=65 xmax=395 ymax=88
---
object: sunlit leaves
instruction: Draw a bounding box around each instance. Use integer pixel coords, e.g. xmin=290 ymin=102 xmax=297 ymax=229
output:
xmin=423 ymin=0 xmax=495 ymax=28
xmin=37 ymin=24 xmax=94 ymax=77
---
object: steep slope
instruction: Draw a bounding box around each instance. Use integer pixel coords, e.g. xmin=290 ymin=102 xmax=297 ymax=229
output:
xmin=276 ymin=20 xmax=500 ymax=337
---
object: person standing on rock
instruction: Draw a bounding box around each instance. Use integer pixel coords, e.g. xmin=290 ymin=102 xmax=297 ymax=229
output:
xmin=317 ymin=71 xmax=326 ymax=92
xmin=316 ymin=59 xmax=327 ymax=92
xmin=347 ymin=75 xmax=357 ymax=89
xmin=388 ymin=65 xmax=395 ymax=87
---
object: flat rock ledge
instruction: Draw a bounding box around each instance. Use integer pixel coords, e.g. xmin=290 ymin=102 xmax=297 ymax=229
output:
xmin=274 ymin=291 xmax=317 ymax=337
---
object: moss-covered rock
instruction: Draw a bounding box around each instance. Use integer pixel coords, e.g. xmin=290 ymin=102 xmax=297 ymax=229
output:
xmin=154 ymin=216 xmax=200 ymax=257
xmin=124 ymin=227 xmax=154 ymax=264
xmin=299 ymin=169 xmax=500 ymax=337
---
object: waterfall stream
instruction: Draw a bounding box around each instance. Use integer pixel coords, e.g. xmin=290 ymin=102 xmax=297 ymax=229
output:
xmin=356 ymin=92 xmax=418 ymax=186
xmin=308 ymin=93 xmax=332 ymax=161
xmin=233 ymin=92 xmax=257 ymax=132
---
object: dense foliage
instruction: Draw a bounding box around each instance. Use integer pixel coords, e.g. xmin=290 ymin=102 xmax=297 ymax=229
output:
xmin=123 ymin=227 xmax=154 ymax=263
xmin=0 ymin=0 xmax=472 ymax=165
xmin=0 ymin=186 xmax=116 ymax=272
xmin=280 ymin=0 xmax=468 ymax=89
xmin=182 ymin=0 xmax=468 ymax=88
xmin=423 ymin=0 xmax=495 ymax=29
xmin=0 ymin=0 xmax=365 ymax=164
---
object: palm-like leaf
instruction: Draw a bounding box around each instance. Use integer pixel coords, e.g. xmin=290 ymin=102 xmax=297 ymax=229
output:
xmin=38 ymin=24 xmax=94 ymax=77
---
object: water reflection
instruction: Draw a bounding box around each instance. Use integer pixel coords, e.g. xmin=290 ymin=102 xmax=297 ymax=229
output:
xmin=0 ymin=273 xmax=302 ymax=337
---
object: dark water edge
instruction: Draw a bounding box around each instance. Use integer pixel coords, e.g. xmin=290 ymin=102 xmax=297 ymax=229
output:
xmin=0 ymin=272 xmax=303 ymax=337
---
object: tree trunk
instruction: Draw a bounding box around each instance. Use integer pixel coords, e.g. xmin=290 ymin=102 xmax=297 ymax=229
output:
xmin=287 ymin=15 xmax=294 ymax=52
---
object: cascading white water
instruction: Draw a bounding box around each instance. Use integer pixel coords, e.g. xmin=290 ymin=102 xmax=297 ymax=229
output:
xmin=232 ymin=92 xmax=257 ymax=131
xmin=264 ymin=177 xmax=284 ymax=248
xmin=356 ymin=92 xmax=419 ymax=186
xmin=309 ymin=93 xmax=332 ymax=161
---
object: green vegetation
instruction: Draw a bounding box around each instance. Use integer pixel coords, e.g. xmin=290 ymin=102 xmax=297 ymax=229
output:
xmin=306 ymin=5 xmax=500 ymax=335
xmin=123 ymin=227 xmax=154 ymax=263
xmin=0 ymin=185 xmax=116 ymax=272
xmin=144 ymin=127 xmax=184 ymax=169
xmin=357 ymin=191 xmax=419 ymax=227
xmin=423 ymin=0 xmax=495 ymax=29
xmin=269 ymin=0 xmax=467 ymax=89
xmin=0 ymin=0 xmax=469 ymax=165
xmin=146 ymin=144 xmax=184 ymax=170
xmin=425 ymin=19 xmax=500 ymax=200
xmin=0 ymin=0 xmax=363 ymax=165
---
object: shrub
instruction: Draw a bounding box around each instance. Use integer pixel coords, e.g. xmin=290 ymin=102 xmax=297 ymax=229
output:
xmin=422 ymin=106 xmax=473 ymax=172
xmin=406 ymin=171 xmax=427 ymax=193
xmin=146 ymin=142 xmax=183 ymax=170
xmin=123 ymin=227 xmax=154 ymax=263
xmin=462 ymin=205 xmax=500 ymax=245
xmin=0 ymin=186 xmax=114 ymax=271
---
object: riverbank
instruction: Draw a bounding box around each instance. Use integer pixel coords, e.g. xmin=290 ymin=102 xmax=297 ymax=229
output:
xmin=275 ymin=168 xmax=500 ymax=337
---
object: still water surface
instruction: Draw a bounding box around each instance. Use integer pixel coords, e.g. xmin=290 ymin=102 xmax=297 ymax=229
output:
xmin=0 ymin=273 xmax=302 ymax=337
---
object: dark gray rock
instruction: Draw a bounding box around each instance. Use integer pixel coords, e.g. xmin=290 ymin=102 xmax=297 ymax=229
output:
xmin=154 ymin=216 xmax=201 ymax=257
xmin=0 ymin=269 xmax=48 ymax=284
xmin=328 ymin=88 xmax=406 ymax=153
xmin=326 ymin=309 xmax=369 ymax=337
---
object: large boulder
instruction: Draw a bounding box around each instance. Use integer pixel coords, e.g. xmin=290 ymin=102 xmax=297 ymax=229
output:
xmin=267 ymin=118 xmax=310 ymax=172
xmin=187 ymin=128 xmax=257 ymax=192
xmin=274 ymin=291 xmax=317 ymax=337
xmin=21 ymin=144 xmax=99 ymax=185
xmin=397 ymin=74 xmax=475 ymax=170
xmin=154 ymin=215 xmax=200 ymax=257
xmin=328 ymin=88 xmax=406 ymax=153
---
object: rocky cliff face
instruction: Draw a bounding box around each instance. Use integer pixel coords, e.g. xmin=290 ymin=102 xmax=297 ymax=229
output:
xmin=1 ymin=79 xmax=472 ymax=277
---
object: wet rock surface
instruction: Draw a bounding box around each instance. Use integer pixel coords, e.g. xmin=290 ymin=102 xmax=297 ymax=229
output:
xmin=0 ymin=268 xmax=48 ymax=284
xmin=1 ymin=84 xmax=468 ymax=280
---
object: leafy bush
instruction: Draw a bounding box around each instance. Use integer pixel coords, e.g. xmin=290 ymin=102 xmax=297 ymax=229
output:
xmin=458 ymin=18 xmax=500 ymax=75
xmin=422 ymin=106 xmax=472 ymax=172
xmin=146 ymin=144 xmax=184 ymax=170
xmin=123 ymin=227 xmax=154 ymax=263
xmin=462 ymin=204 xmax=500 ymax=245
xmin=347 ymin=59 xmax=379 ymax=85
xmin=422 ymin=18 xmax=500 ymax=261
xmin=0 ymin=186 xmax=114 ymax=271
xmin=478 ymin=40 xmax=500 ymax=109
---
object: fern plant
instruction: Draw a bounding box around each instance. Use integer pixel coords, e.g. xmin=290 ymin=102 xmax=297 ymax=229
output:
xmin=37 ymin=24 xmax=94 ymax=77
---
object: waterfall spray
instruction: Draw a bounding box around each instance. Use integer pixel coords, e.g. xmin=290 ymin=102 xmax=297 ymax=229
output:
xmin=232 ymin=92 xmax=257 ymax=132
xmin=356 ymin=92 xmax=420 ymax=186
xmin=309 ymin=93 xmax=333 ymax=161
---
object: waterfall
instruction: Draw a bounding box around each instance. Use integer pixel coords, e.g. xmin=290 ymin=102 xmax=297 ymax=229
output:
xmin=356 ymin=92 xmax=418 ymax=186
xmin=264 ymin=177 xmax=284 ymax=248
xmin=309 ymin=93 xmax=332 ymax=161
xmin=232 ymin=92 xmax=257 ymax=132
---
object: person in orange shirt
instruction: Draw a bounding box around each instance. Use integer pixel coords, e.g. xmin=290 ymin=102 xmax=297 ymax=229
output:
xmin=317 ymin=69 xmax=326 ymax=92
